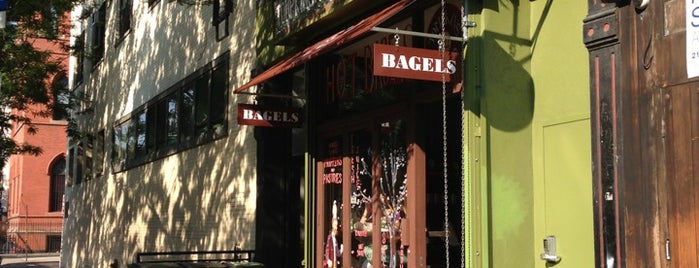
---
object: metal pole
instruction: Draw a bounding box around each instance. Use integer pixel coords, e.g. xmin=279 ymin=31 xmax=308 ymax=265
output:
xmin=371 ymin=26 xmax=466 ymax=43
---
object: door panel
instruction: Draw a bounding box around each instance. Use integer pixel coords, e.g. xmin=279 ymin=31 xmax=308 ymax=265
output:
xmin=536 ymin=118 xmax=594 ymax=267
xmin=317 ymin=114 xmax=418 ymax=268
xmin=665 ymin=85 xmax=699 ymax=267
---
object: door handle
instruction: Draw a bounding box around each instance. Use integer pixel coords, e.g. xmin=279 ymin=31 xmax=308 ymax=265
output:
xmin=540 ymin=235 xmax=562 ymax=263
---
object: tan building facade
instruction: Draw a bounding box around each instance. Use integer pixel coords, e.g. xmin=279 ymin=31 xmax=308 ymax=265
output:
xmin=64 ymin=1 xmax=262 ymax=267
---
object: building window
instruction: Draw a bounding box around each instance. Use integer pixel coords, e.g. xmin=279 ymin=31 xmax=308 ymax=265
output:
xmin=76 ymin=141 xmax=84 ymax=184
xmin=147 ymin=0 xmax=160 ymax=9
xmin=213 ymin=0 xmax=232 ymax=24
xmin=95 ymin=130 xmax=105 ymax=176
xmin=91 ymin=3 xmax=106 ymax=67
xmin=73 ymin=31 xmax=85 ymax=86
xmin=84 ymin=135 xmax=94 ymax=181
xmin=47 ymin=235 xmax=62 ymax=252
xmin=41 ymin=6 xmax=60 ymax=39
xmin=118 ymin=0 xmax=132 ymax=41
xmin=51 ymin=72 xmax=70 ymax=120
xmin=134 ymin=111 xmax=147 ymax=159
xmin=212 ymin=0 xmax=233 ymax=40
xmin=49 ymin=157 xmax=66 ymax=212
xmin=111 ymin=53 xmax=229 ymax=172
xmin=112 ymin=120 xmax=129 ymax=171
xmin=67 ymin=147 xmax=74 ymax=186
xmin=155 ymin=94 xmax=178 ymax=150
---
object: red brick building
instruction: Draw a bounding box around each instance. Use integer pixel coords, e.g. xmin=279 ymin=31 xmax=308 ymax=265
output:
xmin=5 ymin=13 xmax=69 ymax=254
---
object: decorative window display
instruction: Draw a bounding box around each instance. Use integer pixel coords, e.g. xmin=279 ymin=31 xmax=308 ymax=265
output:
xmin=377 ymin=119 xmax=407 ymax=268
xmin=323 ymin=137 xmax=343 ymax=268
xmin=350 ymin=129 xmax=372 ymax=267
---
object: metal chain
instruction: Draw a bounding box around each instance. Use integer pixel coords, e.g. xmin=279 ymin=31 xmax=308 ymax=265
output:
xmin=440 ymin=0 xmax=450 ymax=267
xmin=394 ymin=31 xmax=400 ymax=46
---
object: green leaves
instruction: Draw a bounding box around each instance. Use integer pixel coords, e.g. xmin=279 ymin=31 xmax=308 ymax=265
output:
xmin=0 ymin=0 xmax=76 ymax=163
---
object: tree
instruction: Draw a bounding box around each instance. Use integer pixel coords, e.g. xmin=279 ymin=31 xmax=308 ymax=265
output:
xmin=0 ymin=1 xmax=77 ymax=169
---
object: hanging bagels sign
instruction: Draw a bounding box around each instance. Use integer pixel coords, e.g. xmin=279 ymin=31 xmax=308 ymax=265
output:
xmin=373 ymin=43 xmax=459 ymax=82
xmin=237 ymin=103 xmax=303 ymax=128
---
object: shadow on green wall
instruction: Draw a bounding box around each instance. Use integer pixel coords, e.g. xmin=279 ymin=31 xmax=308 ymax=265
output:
xmin=478 ymin=33 xmax=534 ymax=132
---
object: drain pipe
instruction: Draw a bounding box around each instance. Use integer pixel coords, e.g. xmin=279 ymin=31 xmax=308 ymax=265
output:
xmin=461 ymin=0 xmax=476 ymax=268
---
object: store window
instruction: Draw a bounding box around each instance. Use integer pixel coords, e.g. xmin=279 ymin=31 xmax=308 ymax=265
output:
xmin=349 ymin=129 xmax=373 ymax=267
xmin=376 ymin=119 xmax=408 ymax=267
xmin=321 ymin=136 xmax=343 ymax=268
xmin=317 ymin=117 xmax=409 ymax=268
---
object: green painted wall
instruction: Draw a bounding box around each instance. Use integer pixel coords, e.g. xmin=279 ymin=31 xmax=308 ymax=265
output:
xmin=479 ymin=1 xmax=535 ymax=267
xmin=470 ymin=0 xmax=592 ymax=267
xmin=529 ymin=1 xmax=593 ymax=267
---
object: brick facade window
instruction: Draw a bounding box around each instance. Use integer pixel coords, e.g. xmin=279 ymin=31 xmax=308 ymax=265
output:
xmin=49 ymin=156 xmax=66 ymax=212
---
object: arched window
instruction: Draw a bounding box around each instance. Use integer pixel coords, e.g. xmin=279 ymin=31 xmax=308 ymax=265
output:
xmin=51 ymin=72 xmax=69 ymax=121
xmin=49 ymin=157 xmax=66 ymax=212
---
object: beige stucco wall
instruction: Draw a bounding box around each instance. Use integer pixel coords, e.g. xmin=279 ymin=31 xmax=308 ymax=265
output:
xmin=63 ymin=1 xmax=259 ymax=267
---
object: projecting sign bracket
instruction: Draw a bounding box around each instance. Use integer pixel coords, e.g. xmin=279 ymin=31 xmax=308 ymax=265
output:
xmin=371 ymin=25 xmax=476 ymax=43
xmin=236 ymin=91 xmax=306 ymax=100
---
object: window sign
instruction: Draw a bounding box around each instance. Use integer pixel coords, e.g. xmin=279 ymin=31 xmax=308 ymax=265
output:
xmin=323 ymin=158 xmax=343 ymax=184
xmin=322 ymin=137 xmax=343 ymax=268
xmin=688 ymin=0 xmax=699 ymax=78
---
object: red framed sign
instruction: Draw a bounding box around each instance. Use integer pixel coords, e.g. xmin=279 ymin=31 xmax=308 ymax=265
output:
xmin=373 ymin=43 xmax=459 ymax=82
xmin=237 ymin=103 xmax=303 ymax=128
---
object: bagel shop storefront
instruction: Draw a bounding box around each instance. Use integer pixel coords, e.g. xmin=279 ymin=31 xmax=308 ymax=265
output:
xmin=237 ymin=1 xmax=468 ymax=267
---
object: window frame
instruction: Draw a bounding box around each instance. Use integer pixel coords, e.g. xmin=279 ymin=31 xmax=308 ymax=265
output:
xmin=116 ymin=0 xmax=132 ymax=44
xmin=90 ymin=3 xmax=107 ymax=69
xmin=212 ymin=0 xmax=234 ymax=40
xmin=48 ymin=156 xmax=66 ymax=212
xmin=73 ymin=31 xmax=85 ymax=86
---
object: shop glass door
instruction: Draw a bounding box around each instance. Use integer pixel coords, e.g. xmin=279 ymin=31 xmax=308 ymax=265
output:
xmin=318 ymin=117 xmax=411 ymax=268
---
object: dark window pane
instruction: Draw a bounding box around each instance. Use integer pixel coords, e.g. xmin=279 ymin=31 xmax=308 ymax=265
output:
xmin=181 ymin=85 xmax=195 ymax=141
xmin=195 ymin=74 xmax=210 ymax=135
xmin=52 ymin=73 xmax=70 ymax=120
xmin=146 ymin=108 xmax=156 ymax=155
xmin=74 ymin=32 xmax=85 ymax=84
xmin=91 ymin=4 xmax=106 ymax=65
xmin=84 ymin=136 xmax=93 ymax=180
xmin=127 ymin=119 xmax=137 ymax=160
xmin=118 ymin=0 xmax=132 ymax=38
xmin=112 ymin=121 xmax=128 ymax=169
xmin=210 ymin=64 xmax=227 ymax=126
xmin=49 ymin=157 xmax=66 ymax=212
xmin=95 ymin=130 xmax=105 ymax=175
xmin=76 ymin=142 xmax=84 ymax=184
xmin=167 ymin=96 xmax=178 ymax=145
xmin=135 ymin=112 xmax=146 ymax=158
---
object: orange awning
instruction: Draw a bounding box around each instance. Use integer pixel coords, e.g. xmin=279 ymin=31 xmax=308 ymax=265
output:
xmin=234 ymin=0 xmax=414 ymax=93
